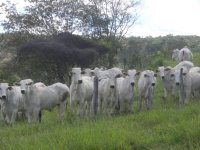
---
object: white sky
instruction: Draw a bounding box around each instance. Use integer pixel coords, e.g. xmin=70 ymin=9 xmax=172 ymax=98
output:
xmin=1 ymin=0 xmax=200 ymax=37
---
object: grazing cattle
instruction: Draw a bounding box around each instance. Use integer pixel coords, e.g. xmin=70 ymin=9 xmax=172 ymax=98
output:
xmin=70 ymin=68 xmax=94 ymax=117
xmin=172 ymin=47 xmax=193 ymax=62
xmin=0 ymin=83 xmax=24 ymax=124
xmin=117 ymin=69 xmax=139 ymax=113
xmin=156 ymin=66 xmax=176 ymax=98
xmin=97 ymin=68 xmax=122 ymax=115
xmin=138 ymin=70 xmax=157 ymax=111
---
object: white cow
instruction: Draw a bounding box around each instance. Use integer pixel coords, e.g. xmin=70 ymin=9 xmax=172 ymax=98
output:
xmin=178 ymin=67 xmax=200 ymax=105
xmin=0 ymin=83 xmax=24 ymax=124
xmin=97 ymin=68 xmax=122 ymax=115
xmin=18 ymin=79 xmax=46 ymax=122
xmin=172 ymin=47 xmax=193 ymax=62
xmin=138 ymin=70 xmax=157 ymax=111
xmin=170 ymin=61 xmax=194 ymax=86
xmin=117 ymin=69 xmax=139 ymax=113
xmin=70 ymin=68 xmax=94 ymax=117
xmin=156 ymin=66 xmax=176 ymax=98
xmin=31 ymin=82 xmax=70 ymax=121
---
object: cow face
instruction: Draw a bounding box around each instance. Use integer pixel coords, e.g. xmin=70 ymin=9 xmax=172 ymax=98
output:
xmin=171 ymin=67 xmax=188 ymax=86
xmin=144 ymin=71 xmax=157 ymax=86
xmin=0 ymin=83 xmax=9 ymax=100
xmin=71 ymin=68 xmax=82 ymax=84
xmin=127 ymin=70 xmax=138 ymax=86
xmin=19 ymin=79 xmax=33 ymax=94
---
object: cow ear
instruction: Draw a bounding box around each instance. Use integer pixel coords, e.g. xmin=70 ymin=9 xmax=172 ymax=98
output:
xmin=15 ymin=82 xmax=20 ymax=86
xmin=90 ymin=71 xmax=95 ymax=76
xmin=182 ymin=72 xmax=187 ymax=76
xmin=136 ymin=71 xmax=140 ymax=75
xmin=164 ymin=68 xmax=171 ymax=71
xmin=115 ymin=74 xmax=122 ymax=78
xmin=154 ymin=73 xmax=157 ymax=77
xmin=123 ymin=72 xmax=128 ymax=76
xmin=27 ymin=82 xmax=33 ymax=85
xmin=7 ymin=86 xmax=13 ymax=90
xmin=81 ymin=70 xmax=85 ymax=74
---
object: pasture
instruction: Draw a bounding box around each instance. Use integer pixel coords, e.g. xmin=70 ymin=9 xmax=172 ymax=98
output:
xmin=1 ymin=53 xmax=200 ymax=150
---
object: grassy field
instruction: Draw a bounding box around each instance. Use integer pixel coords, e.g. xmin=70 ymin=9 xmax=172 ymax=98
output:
xmin=1 ymin=54 xmax=200 ymax=150
xmin=0 ymin=77 xmax=200 ymax=150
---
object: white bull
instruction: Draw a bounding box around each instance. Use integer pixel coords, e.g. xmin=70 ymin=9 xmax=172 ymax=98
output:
xmin=172 ymin=47 xmax=193 ymax=62
xmin=70 ymin=67 xmax=94 ymax=117
xmin=97 ymin=68 xmax=122 ymax=115
xmin=18 ymin=79 xmax=46 ymax=122
xmin=156 ymin=66 xmax=176 ymax=99
xmin=117 ymin=69 xmax=139 ymax=113
xmin=32 ymin=82 xmax=70 ymax=121
xmin=0 ymin=83 xmax=24 ymax=124
xmin=178 ymin=67 xmax=200 ymax=105
xmin=138 ymin=70 xmax=157 ymax=112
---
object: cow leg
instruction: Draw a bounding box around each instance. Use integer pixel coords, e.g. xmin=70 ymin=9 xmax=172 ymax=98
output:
xmin=185 ymin=89 xmax=191 ymax=104
xmin=39 ymin=110 xmax=42 ymax=122
xmin=138 ymin=95 xmax=143 ymax=112
xmin=163 ymin=88 xmax=167 ymax=99
xmin=33 ymin=108 xmax=40 ymax=122
xmin=11 ymin=111 xmax=17 ymax=124
xmin=78 ymin=99 xmax=85 ymax=117
xmin=128 ymin=98 xmax=134 ymax=113
xmin=59 ymin=101 xmax=67 ymax=120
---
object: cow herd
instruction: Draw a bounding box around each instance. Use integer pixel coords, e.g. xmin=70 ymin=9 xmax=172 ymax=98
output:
xmin=0 ymin=46 xmax=198 ymax=124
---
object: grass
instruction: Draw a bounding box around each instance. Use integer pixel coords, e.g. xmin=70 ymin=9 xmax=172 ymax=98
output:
xmin=1 ymin=55 xmax=200 ymax=150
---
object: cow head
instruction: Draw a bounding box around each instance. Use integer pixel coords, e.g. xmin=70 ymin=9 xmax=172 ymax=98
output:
xmin=0 ymin=83 xmax=9 ymax=100
xmin=71 ymin=68 xmax=82 ymax=84
xmin=126 ymin=69 xmax=139 ymax=87
xmin=144 ymin=70 xmax=157 ymax=86
xmin=18 ymin=79 xmax=34 ymax=94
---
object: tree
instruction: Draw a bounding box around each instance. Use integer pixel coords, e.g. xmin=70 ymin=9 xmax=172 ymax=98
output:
xmin=17 ymin=32 xmax=109 ymax=83
xmin=0 ymin=0 xmax=140 ymax=67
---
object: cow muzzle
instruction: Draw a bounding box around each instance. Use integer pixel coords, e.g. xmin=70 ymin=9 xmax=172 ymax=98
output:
xmin=131 ymin=82 xmax=135 ymax=86
xmin=110 ymin=85 xmax=115 ymax=89
xmin=21 ymin=90 xmax=26 ymax=94
xmin=2 ymin=95 xmax=6 ymax=100
xmin=78 ymin=80 xmax=82 ymax=84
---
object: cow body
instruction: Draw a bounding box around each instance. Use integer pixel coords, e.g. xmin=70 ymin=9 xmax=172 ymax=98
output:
xmin=0 ymin=83 xmax=24 ymax=124
xmin=70 ymin=68 xmax=94 ymax=117
xmin=157 ymin=66 xmax=176 ymax=98
xmin=172 ymin=47 xmax=193 ymax=62
xmin=117 ymin=70 xmax=138 ymax=113
xmin=138 ymin=70 xmax=157 ymax=111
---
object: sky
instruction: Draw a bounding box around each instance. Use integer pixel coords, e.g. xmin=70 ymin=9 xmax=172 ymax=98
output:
xmin=1 ymin=0 xmax=200 ymax=37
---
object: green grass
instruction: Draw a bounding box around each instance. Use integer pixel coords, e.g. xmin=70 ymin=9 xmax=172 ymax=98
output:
xmin=1 ymin=55 xmax=200 ymax=150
